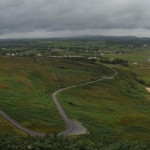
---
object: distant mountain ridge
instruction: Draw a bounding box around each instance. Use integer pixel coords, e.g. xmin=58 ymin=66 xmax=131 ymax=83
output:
xmin=1 ymin=35 xmax=150 ymax=42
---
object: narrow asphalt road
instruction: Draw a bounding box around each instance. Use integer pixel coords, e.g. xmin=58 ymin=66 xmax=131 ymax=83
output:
xmin=53 ymin=69 xmax=118 ymax=136
xmin=0 ymin=69 xmax=117 ymax=136
xmin=0 ymin=109 xmax=45 ymax=137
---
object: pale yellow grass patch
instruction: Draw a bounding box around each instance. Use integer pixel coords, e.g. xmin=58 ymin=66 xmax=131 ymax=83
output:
xmin=146 ymin=87 xmax=150 ymax=93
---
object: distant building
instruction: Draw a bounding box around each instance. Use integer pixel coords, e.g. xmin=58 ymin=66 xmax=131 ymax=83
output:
xmin=37 ymin=53 xmax=42 ymax=57
xmin=6 ymin=53 xmax=11 ymax=56
xmin=143 ymin=44 xmax=147 ymax=48
xmin=11 ymin=53 xmax=15 ymax=56
xmin=1 ymin=48 xmax=6 ymax=50
xmin=88 ymin=56 xmax=97 ymax=60
xmin=109 ymin=58 xmax=114 ymax=61
xmin=133 ymin=62 xmax=138 ymax=65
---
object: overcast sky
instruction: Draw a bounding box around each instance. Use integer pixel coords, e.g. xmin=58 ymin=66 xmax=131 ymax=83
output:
xmin=0 ymin=0 xmax=150 ymax=38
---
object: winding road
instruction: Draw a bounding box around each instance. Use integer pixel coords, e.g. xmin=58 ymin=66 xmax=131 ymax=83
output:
xmin=0 ymin=69 xmax=117 ymax=136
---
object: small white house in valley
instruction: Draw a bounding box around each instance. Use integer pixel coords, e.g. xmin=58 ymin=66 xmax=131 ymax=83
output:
xmin=133 ymin=62 xmax=138 ymax=65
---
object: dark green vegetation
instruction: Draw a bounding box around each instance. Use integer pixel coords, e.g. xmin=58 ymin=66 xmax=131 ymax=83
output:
xmin=0 ymin=37 xmax=150 ymax=149
xmin=0 ymin=134 xmax=150 ymax=150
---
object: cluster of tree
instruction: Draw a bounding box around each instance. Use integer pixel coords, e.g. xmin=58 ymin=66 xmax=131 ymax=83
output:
xmin=0 ymin=134 xmax=150 ymax=150
xmin=0 ymin=134 xmax=96 ymax=150
xmin=100 ymin=58 xmax=128 ymax=66
xmin=62 ymin=57 xmax=97 ymax=64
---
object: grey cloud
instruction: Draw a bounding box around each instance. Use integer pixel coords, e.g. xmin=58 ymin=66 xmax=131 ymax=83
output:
xmin=0 ymin=0 xmax=150 ymax=36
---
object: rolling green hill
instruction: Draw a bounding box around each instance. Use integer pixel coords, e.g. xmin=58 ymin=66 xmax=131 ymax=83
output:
xmin=0 ymin=56 xmax=111 ymax=134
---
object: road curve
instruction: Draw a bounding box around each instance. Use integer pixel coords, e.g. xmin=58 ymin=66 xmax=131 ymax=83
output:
xmin=0 ymin=109 xmax=45 ymax=137
xmin=0 ymin=69 xmax=117 ymax=136
xmin=53 ymin=69 xmax=118 ymax=136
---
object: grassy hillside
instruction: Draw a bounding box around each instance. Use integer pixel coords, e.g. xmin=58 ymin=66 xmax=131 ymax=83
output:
xmin=0 ymin=55 xmax=150 ymax=149
xmin=0 ymin=116 xmax=26 ymax=136
xmin=58 ymin=68 xmax=150 ymax=143
xmin=1 ymin=39 xmax=150 ymax=149
xmin=0 ymin=56 xmax=111 ymax=134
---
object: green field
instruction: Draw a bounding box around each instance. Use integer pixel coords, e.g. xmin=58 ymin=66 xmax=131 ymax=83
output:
xmin=105 ymin=49 xmax=150 ymax=63
xmin=105 ymin=49 xmax=150 ymax=86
